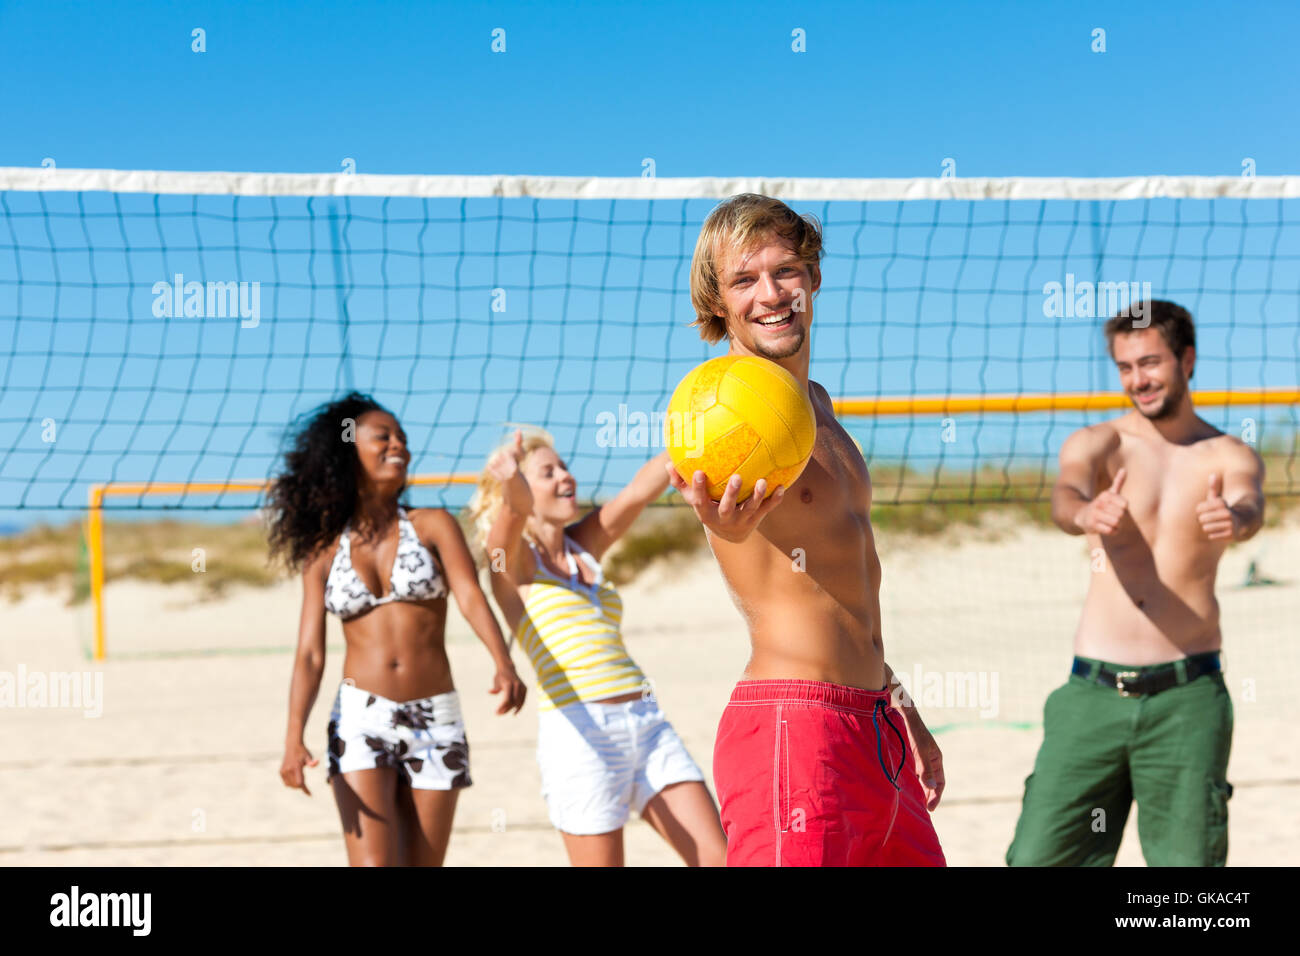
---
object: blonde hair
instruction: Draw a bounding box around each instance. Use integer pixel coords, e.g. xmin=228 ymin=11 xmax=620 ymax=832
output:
xmin=463 ymin=426 xmax=557 ymax=566
xmin=689 ymin=193 xmax=824 ymax=345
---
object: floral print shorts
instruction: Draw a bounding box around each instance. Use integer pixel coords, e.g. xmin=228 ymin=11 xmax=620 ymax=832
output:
xmin=327 ymin=682 xmax=471 ymax=790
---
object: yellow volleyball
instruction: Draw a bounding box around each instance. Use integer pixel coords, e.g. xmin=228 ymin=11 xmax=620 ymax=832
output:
xmin=664 ymin=355 xmax=816 ymax=502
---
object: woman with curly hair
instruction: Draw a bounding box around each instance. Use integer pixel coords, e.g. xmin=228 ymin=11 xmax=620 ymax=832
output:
xmin=467 ymin=428 xmax=725 ymax=866
xmin=269 ymin=392 xmax=526 ymax=867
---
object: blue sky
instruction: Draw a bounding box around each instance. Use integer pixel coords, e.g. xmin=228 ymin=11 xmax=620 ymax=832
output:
xmin=2 ymin=1 xmax=1300 ymax=179
xmin=1 ymin=0 xmax=1297 ymax=524
xmin=4 ymin=0 xmax=1298 ymax=178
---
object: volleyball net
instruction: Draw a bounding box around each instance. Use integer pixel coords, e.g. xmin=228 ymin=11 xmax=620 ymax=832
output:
xmin=1 ymin=169 xmax=1298 ymax=687
xmin=1 ymin=168 xmax=1297 ymax=517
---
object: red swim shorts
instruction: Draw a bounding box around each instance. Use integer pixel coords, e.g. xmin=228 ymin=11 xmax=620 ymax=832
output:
xmin=713 ymin=679 xmax=946 ymax=867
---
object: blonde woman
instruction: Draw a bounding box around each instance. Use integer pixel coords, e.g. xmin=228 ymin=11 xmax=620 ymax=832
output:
xmin=468 ymin=429 xmax=725 ymax=866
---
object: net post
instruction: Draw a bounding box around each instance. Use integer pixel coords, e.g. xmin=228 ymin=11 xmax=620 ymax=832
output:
xmin=87 ymin=484 xmax=107 ymax=661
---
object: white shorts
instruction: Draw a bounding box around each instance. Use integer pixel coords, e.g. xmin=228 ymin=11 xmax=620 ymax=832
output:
xmin=327 ymin=682 xmax=471 ymax=791
xmin=536 ymin=695 xmax=706 ymax=835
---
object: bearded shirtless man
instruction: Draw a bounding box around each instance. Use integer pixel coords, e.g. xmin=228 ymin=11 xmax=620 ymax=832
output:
xmin=665 ymin=194 xmax=946 ymax=867
xmin=1006 ymin=300 xmax=1264 ymax=867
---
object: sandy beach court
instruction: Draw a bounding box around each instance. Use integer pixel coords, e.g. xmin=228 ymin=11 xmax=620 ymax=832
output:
xmin=3 ymin=515 xmax=1296 ymax=866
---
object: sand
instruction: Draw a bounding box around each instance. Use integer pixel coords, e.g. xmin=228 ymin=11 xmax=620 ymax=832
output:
xmin=2 ymin=515 xmax=1297 ymax=866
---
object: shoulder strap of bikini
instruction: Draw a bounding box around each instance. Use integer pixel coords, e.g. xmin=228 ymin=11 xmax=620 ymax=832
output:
xmin=523 ymin=537 xmax=545 ymax=569
xmin=564 ymin=534 xmax=605 ymax=584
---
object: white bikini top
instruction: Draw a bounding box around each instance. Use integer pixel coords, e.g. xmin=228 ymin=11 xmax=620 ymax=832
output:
xmin=526 ymin=534 xmax=607 ymax=601
xmin=324 ymin=507 xmax=448 ymax=620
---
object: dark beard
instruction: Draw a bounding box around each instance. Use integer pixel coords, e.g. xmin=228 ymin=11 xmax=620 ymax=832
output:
xmin=751 ymin=323 xmax=806 ymax=360
xmin=1135 ymin=374 xmax=1187 ymax=420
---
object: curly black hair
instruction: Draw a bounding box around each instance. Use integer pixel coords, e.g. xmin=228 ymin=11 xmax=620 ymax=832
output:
xmin=265 ymin=391 xmax=403 ymax=571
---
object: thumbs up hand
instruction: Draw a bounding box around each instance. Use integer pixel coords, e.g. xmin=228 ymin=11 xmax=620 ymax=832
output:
xmin=1196 ymin=473 xmax=1237 ymax=541
xmin=487 ymin=429 xmax=536 ymax=516
xmin=1075 ymin=468 xmax=1130 ymax=536
xmin=487 ymin=428 xmax=526 ymax=483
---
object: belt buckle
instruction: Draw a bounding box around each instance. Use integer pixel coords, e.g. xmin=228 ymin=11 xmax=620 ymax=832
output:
xmin=1115 ymin=671 xmax=1141 ymax=698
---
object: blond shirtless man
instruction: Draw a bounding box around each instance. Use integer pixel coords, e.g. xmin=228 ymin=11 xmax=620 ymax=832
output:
xmin=1006 ymin=300 xmax=1264 ymax=867
xmin=665 ymin=194 xmax=946 ymax=866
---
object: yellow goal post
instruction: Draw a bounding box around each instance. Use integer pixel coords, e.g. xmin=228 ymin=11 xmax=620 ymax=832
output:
xmin=86 ymin=473 xmax=478 ymax=660
xmin=84 ymin=385 xmax=1298 ymax=660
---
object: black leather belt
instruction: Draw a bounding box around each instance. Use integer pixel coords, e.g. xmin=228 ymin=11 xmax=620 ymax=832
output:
xmin=1071 ymin=653 xmax=1221 ymax=698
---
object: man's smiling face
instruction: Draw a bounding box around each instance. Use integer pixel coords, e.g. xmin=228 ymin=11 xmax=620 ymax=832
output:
xmin=1111 ymin=326 xmax=1195 ymax=420
xmin=714 ymin=232 xmax=820 ymax=361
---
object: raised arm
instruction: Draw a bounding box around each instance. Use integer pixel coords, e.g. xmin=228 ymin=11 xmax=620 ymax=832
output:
xmin=280 ymin=548 xmax=331 ymax=795
xmin=484 ymin=430 xmax=535 ymax=586
xmin=570 ymin=450 xmax=673 ymax=562
xmin=1052 ymin=424 xmax=1127 ymax=536
xmin=417 ymin=508 xmax=526 ymax=715
xmin=481 ymin=430 xmax=537 ymax=636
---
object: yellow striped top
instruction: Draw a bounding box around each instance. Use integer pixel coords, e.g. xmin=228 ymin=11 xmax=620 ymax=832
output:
xmin=514 ymin=536 xmax=647 ymax=712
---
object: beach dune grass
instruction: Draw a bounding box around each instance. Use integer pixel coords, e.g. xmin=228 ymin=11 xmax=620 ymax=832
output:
xmin=2 ymin=453 xmax=1295 ymax=602
xmin=0 ymin=518 xmax=281 ymax=602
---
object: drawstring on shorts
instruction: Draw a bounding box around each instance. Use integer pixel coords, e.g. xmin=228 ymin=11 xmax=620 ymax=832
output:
xmin=872 ymin=698 xmax=906 ymax=791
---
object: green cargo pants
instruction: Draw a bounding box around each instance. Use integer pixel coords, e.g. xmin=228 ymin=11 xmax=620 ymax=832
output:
xmin=1006 ymin=657 xmax=1233 ymax=867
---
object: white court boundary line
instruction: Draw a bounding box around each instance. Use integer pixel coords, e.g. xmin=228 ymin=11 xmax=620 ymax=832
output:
xmin=1 ymin=167 xmax=1299 ymax=200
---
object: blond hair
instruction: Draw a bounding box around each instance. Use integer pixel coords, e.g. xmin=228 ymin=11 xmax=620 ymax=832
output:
xmin=689 ymin=193 xmax=825 ymax=345
xmin=463 ymin=426 xmax=556 ymax=566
